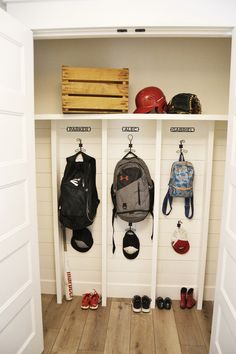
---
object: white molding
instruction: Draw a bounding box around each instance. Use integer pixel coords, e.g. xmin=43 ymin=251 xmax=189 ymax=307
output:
xmin=35 ymin=114 xmax=228 ymax=121
xmin=32 ymin=26 xmax=233 ymax=40
xmin=101 ymin=120 xmax=108 ymax=306
xmin=40 ymin=280 xmax=215 ymax=301
xmin=150 ymin=120 xmax=162 ymax=308
xmin=40 ymin=280 xmax=56 ymax=295
xmin=51 ymin=121 xmax=63 ymax=304
xmin=197 ymin=121 xmax=215 ymax=310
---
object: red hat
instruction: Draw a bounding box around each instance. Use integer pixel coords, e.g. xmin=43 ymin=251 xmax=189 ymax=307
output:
xmin=171 ymin=223 xmax=190 ymax=254
xmin=171 ymin=238 xmax=190 ymax=254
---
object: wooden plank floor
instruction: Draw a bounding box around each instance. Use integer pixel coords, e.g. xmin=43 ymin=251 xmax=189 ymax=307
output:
xmin=42 ymin=295 xmax=213 ymax=354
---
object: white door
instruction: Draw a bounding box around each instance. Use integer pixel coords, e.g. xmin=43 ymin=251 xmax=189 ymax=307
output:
xmin=0 ymin=9 xmax=43 ymax=354
xmin=210 ymin=28 xmax=236 ymax=353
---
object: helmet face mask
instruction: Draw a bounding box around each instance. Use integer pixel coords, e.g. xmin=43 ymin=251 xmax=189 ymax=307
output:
xmin=134 ymin=86 xmax=167 ymax=113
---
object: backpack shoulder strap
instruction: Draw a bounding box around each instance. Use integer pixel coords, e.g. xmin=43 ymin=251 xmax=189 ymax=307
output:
xmin=185 ymin=195 xmax=194 ymax=219
xmin=111 ymin=184 xmax=117 ymax=253
xmin=162 ymin=189 xmax=173 ymax=215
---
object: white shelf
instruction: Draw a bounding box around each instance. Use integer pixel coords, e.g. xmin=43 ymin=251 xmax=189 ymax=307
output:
xmin=34 ymin=113 xmax=228 ymax=121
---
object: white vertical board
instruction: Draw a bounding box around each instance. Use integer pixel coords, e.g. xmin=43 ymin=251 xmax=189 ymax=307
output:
xmin=205 ymin=121 xmax=227 ymax=300
xmin=35 ymin=120 xmax=55 ymax=294
xmin=157 ymin=120 xmax=213 ymax=304
xmin=151 ymin=120 xmax=162 ymax=308
xmin=56 ymin=119 xmax=102 ymax=296
xmin=107 ymin=119 xmax=156 ymax=297
xmin=210 ymin=28 xmax=236 ymax=354
xmin=51 ymin=120 xmax=64 ymax=303
xmin=102 ymin=120 xmax=108 ymax=305
xmin=197 ymin=122 xmax=214 ymax=309
xmin=0 ymin=8 xmax=43 ymax=354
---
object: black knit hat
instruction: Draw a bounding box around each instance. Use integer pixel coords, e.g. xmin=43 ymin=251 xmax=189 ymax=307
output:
xmin=71 ymin=228 xmax=93 ymax=252
xmin=123 ymin=230 xmax=140 ymax=259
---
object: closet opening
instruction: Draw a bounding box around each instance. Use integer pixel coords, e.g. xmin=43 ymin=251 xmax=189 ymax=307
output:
xmin=34 ymin=36 xmax=230 ymax=353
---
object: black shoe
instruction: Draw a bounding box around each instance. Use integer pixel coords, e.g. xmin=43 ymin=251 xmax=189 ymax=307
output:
xmin=141 ymin=295 xmax=151 ymax=313
xmin=164 ymin=297 xmax=172 ymax=310
xmin=132 ymin=295 xmax=142 ymax=313
xmin=156 ymin=296 xmax=164 ymax=309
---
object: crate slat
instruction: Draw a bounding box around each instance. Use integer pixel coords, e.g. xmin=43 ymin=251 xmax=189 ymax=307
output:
xmin=62 ymin=81 xmax=128 ymax=96
xmin=62 ymin=66 xmax=129 ymax=113
xmin=62 ymin=66 xmax=129 ymax=82
xmin=62 ymin=95 xmax=128 ymax=111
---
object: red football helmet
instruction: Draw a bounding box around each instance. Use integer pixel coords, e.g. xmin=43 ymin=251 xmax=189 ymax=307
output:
xmin=134 ymin=86 xmax=167 ymax=113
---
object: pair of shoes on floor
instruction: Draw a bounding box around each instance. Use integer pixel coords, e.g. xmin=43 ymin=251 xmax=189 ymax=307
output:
xmin=180 ymin=287 xmax=196 ymax=309
xmin=81 ymin=289 xmax=101 ymax=310
xmin=156 ymin=296 xmax=172 ymax=310
xmin=132 ymin=295 xmax=151 ymax=313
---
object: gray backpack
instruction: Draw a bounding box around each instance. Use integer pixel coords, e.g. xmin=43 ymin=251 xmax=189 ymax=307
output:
xmin=111 ymin=155 xmax=154 ymax=253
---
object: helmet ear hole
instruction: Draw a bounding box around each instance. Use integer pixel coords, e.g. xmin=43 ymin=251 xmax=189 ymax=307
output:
xmin=134 ymin=86 xmax=167 ymax=114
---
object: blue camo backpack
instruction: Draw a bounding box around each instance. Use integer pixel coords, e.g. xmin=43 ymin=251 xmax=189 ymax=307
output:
xmin=162 ymin=154 xmax=194 ymax=219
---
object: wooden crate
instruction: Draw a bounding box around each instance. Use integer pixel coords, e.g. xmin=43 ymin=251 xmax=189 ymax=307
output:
xmin=62 ymin=66 xmax=129 ymax=113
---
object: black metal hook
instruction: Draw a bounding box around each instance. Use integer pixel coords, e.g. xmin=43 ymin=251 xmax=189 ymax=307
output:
xmin=177 ymin=220 xmax=182 ymax=228
xmin=178 ymin=140 xmax=185 ymax=161
xmin=76 ymin=138 xmax=83 ymax=151
xmin=128 ymin=134 xmax=133 ymax=151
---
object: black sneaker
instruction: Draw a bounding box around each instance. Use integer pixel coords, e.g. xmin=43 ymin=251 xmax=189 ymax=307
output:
xmin=142 ymin=295 xmax=151 ymax=313
xmin=132 ymin=295 xmax=142 ymax=313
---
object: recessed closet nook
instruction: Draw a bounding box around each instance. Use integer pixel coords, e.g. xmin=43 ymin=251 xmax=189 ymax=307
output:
xmin=34 ymin=36 xmax=230 ymax=310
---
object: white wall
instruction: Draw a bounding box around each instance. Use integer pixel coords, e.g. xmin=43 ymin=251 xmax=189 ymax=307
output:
xmin=35 ymin=120 xmax=55 ymax=293
xmin=4 ymin=0 xmax=236 ymax=30
xmin=0 ymin=0 xmax=6 ymax=9
xmin=34 ymin=37 xmax=228 ymax=299
xmin=34 ymin=38 xmax=231 ymax=115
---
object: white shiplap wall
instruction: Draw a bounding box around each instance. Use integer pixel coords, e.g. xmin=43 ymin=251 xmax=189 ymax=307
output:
xmin=205 ymin=121 xmax=227 ymax=300
xmin=34 ymin=36 xmax=229 ymax=299
xmin=35 ymin=119 xmax=227 ymax=300
xmin=107 ymin=120 xmax=156 ymax=297
xmin=35 ymin=120 xmax=55 ymax=293
xmin=57 ymin=120 xmax=102 ymax=295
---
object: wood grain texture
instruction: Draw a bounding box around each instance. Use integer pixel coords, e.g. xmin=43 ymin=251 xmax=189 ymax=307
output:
xmin=173 ymin=301 xmax=205 ymax=347
xmin=104 ymin=300 xmax=131 ymax=354
xmin=62 ymin=95 xmax=128 ymax=111
xmin=51 ymin=297 xmax=88 ymax=354
xmin=153 ymin=308 xmax=182 ymax=354
xmin=130 ymin=311 xmax=155 ymax=354
xmin=77 ymin=351 xmax=103 ymax=354
xmin=181 ymin=345 xmax=208 ymax=354
xmin=41 ymin=294 xmax=54 ymax=313
xmin=195 ymin=301 xmax=213 ymax=352
xmin=43 ymin=295 xmax=71 ymax=330
xmin=41 ymin=296 xmax=213 ymax=354
xmin=62 ymin=66 xmax=129 ymax=82
xmin=43 ymin=328 xmax=59 ymax=354
xmin=78 ymin=298 xmax=112 ymax=352
xmin=62 ymin=66 xmax=129 ymax=113
xmin=62 ymin=82 xmax=128 ymax=96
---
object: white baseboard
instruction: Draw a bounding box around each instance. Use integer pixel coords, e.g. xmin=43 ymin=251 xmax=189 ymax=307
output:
xmin=40 ymin=280 xmax=215 ymax=302
xmin=40 ymin=279 xmax=56 ymax=294
xmin=203 ymin=286 xmax=215 ymax=301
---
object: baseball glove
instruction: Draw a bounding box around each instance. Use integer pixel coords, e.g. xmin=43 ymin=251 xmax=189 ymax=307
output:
xmin=167 ymin=93 xmax=202 ymax=114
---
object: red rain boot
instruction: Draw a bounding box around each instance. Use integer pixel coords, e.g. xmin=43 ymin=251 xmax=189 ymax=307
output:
xmin=180 ymin=287 xmax=187 ymax=309
xmin=186 ymin=288 xmax=196 ymax=309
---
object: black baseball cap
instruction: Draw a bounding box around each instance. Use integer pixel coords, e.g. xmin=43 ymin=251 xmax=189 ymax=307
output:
xmin=71 ymin=228 xmax=93 ymax=252
xmin=123 ymin=230 xmax=140 ymax=259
